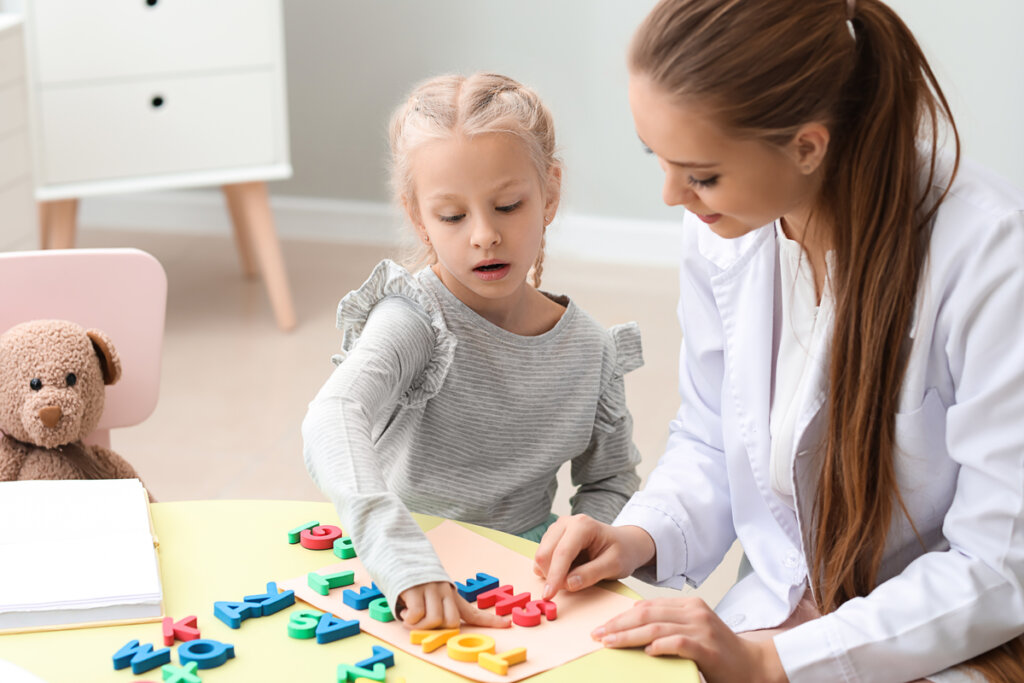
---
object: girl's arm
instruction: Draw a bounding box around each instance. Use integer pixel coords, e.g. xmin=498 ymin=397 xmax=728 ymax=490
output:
xmin=303 ymin=296 xmax=502 ymax=629
xmin=568 ymin=324 xmax=643 ymax=523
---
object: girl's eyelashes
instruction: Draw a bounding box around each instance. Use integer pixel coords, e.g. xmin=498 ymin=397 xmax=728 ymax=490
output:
xmin=496 ymin=200 xmax=521 ymax=213
xmin=641 ymin=143 xmax=654 ymax=155
xmin=437 ymin=200 xmax=521 ymax=222
xmin=688 ymin=174 xmax=720 ymax=188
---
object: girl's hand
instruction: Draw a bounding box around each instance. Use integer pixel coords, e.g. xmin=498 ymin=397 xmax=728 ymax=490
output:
xmin=592 ymin=597 xmax=787 ymax=683
xmin=533 ymin=514 xmax=656 ymax=600
xmin=397 ymin=581 xmax=511 ymax=630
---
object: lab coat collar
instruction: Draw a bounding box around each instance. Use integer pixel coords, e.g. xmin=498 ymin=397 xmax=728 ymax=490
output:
xmin=703 ymin=222 xmax=804 ymax=545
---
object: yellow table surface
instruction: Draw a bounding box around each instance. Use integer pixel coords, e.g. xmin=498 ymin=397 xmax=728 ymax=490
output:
xmin=0 ymin=500 xmax=698 ymax=682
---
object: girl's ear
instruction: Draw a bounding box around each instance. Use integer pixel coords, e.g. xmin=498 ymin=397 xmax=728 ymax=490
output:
xmin=788 ymin=123 xmax=830 ymax=175
xmin=402 ymin=194 xmax=428 ymax=240
xmin=543 ymin=166 xmax=562 ymax=224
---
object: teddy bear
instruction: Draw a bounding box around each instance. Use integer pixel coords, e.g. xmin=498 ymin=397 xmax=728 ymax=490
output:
xmin=0 ymin=319 xmax=146 ymax=485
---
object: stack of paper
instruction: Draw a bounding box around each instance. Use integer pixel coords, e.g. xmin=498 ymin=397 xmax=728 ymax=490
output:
xmin=0 ymin=478 xmax=163 ymax=632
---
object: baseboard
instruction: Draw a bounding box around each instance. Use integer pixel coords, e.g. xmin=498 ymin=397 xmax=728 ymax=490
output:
xmin=78 ymin=190 xmax=681 ymax=266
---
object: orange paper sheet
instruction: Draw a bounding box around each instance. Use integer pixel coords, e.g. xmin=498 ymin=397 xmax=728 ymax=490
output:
xmin=277 ymin=520 xmax=638 ymax=682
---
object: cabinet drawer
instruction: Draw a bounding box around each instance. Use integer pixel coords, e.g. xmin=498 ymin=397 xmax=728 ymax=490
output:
xmin=0 ymin=29 xmax=24 ymax=88
xmin=0 ymin=178 xmax=34 ymax=247
xmin=39 ymin=70 xmax=279 ymax=185
xmin=0 ymin=82 xmax=27 ymax=138
xmin=0 ymin=130 xmax=30 ymax=188
xmin=30 ymin=0 xmax=278 ymax=84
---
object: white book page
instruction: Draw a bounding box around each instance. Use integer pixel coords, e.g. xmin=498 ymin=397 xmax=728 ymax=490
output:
xmin=0 ymin=479 xmax=162 ymax=612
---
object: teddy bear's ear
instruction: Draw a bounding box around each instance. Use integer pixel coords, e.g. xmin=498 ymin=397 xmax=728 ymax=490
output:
xmin=85 ymin=329 xmax=122 ymax=386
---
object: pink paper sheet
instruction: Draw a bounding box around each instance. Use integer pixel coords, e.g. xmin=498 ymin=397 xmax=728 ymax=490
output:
xmin=277 ymin=520 xmax=638 ymax=682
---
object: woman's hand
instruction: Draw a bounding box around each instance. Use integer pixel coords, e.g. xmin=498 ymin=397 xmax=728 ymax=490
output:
xmin=533 ymin=514 xmax=656 ymax=599
xmin=396 ymin=581 xmax=510 ymax=630
xmin=593 ymin=597 xmax=787 ymax=683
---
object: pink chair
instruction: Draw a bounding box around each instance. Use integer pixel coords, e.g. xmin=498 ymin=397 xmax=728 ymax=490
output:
xmin=0 ymin=248 xmax=167 ymax=447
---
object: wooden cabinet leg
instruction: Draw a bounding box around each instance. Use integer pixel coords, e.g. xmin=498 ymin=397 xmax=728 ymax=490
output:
xmin=38 ymin=199 xmax=79 ymax=249
xmin=221 ymin=182 xmax=297 ymax=331
xmin=222 ymin=185 xmax=258 ymax=278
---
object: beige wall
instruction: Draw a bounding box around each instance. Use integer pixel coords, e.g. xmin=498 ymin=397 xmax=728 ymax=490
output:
xmin=275 ymin=0 xmax=672 ymax=222
xmin=276 ymin=1 xmax=1024 ymax=224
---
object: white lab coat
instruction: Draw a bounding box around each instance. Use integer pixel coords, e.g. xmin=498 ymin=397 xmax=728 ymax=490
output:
xmin=614 ymin=157 xmax=1024 ymax=682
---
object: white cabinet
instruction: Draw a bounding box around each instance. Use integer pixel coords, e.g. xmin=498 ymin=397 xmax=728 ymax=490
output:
xmin=0 ymin=14 xmax=34 ymax=250
xmin=14 ymin=0 xmax=296 ymax=330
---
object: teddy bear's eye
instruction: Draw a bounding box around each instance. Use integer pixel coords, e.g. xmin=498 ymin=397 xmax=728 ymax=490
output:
xmin=29 ymin=378 xmax=42 ymax=391
xmin=65 ymin=373 xmax=77 ymax=387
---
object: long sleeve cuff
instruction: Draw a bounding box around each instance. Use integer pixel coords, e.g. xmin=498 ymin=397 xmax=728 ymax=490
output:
xmin=613 ymin=500 xmax=689 ymax=589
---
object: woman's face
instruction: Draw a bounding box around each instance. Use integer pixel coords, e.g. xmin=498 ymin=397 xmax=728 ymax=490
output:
xmin=628 ymin=75 xmax=818 ymax=239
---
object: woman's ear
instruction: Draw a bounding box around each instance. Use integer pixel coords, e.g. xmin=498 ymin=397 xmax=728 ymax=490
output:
xmin=543 ymin=166 xmax=562 ymax=224
xmin=789 ymin=123 xmax=830 ymax=175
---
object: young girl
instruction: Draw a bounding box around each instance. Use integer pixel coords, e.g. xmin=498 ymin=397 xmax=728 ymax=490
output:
xmin=303 ymin=73 xmax=643 ymax=631
xmin=535 ymin=1 xmax=1024 ymax=682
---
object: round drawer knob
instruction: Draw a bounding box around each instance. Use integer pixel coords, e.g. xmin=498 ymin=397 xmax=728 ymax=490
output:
xmin=151 ymin=95 xmax=165 ymax=109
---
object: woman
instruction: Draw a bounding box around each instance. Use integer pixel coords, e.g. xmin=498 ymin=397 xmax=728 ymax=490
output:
xmin=535 ymin=0 xmax=1024 ymax=681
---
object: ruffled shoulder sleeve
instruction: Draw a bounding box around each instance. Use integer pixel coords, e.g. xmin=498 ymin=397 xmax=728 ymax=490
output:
xmin=333 ymin=259 xmax=457 ymax=405
xmin=594 ymin=322 xmax=644 ymax=433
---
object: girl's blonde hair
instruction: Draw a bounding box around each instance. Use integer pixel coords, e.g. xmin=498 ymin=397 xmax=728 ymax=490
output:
xmin=388 ymin=72 xmax=561 ymax=286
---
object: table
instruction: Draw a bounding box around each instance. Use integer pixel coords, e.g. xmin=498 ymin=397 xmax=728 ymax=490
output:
xmin=0 ymin=500 xmax=699 ymax=682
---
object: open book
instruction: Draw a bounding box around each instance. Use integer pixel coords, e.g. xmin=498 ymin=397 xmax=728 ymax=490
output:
xmin=0 ymin=478 xmax=163 ymax=632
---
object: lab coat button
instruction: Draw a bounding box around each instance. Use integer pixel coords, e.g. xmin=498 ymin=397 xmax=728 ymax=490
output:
xmin=783 ymin=552 xmax=800 ymax=568
xmin=726 ymin=614 xmax=745 ymax=628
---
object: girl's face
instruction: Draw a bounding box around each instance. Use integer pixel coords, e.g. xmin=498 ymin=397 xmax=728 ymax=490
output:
xmin=628 ymin=75 xmax=819 ymax=239
xmin=408 ymin=132 xmax=558 ymax=310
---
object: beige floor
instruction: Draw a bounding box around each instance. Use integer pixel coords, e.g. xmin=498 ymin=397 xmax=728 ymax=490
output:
xmin=28 ymin=226 xmax=742 ymax=604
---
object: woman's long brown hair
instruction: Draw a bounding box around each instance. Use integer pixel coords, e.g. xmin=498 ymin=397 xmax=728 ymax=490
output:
xmin=630 ymin=0 xmax=1023 ymax=679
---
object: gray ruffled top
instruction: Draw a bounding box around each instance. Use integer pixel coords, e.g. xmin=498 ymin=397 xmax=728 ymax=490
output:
xmin=303 ymin=260 xmax=643 ymax=612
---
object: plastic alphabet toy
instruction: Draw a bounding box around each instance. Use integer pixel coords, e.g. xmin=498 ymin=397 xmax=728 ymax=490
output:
xmin=160 ymin=661 xmax=202 ymax=683
xmin=300 ymin=524 xmax=344 ymax=550
xmin=308 ymin=569 xmax=355 ymax=596
xmin=478 ymin=647 xmax=528 ymax=676
xmin=338 ymin=646 xmax=394 ymax=682
xmin=112 ymin=639 xmax=171 ymax=675
xmin=455 ymin=572 xmax=499 ymax=602
xmin=410 ymin=628 xmax=460 ymax=653
xmin=476 ymin=585 xmax=531 ymax=615
xmin=178 ymin=639 xmax=235 ymax=669
xmin=333 ymin=536 xmax=357 ymax=559
xmin=288 ymin=520 xmax=319 ymax=544
xmin=511 ymin=599 xmax=557 ymax=627
xmin=162 ymin=615 xmax=200 ymax=646
xmin=287 ymin=609 xmax=325 ymax=639
xmin=410 ymin=627 xmax=529 ymax=676
xmin=315 ymin=612 xmax=361 ymax=644
xmin=368 ymin=596 xmax=394 ymax=622
xmin=213 ymin=600 xmax=262 ymax=629
xmin=244 ymin=581 xmax=295 ymax=616
xmin=337 ymin=662 xmax=386 ymax=683
xmin=342 ymin=582 xmax=383 ymax=610
xmin=446 ymin=633 xmax=496 ymax=662
xmin=355 ymin=645 xmax=394 ymax=669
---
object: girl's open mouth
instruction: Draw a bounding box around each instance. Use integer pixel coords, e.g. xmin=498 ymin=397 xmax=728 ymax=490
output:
xmin=473 ymin=262 xmax=511 ymax=280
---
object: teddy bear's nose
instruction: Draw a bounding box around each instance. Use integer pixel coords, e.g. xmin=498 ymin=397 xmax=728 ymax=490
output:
xmin=38 ymin=406 xmax=63 ymax=428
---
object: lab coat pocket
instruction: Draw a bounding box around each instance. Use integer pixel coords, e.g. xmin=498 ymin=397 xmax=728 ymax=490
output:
xmin=893 ymin=388 xmax=956 ymax=526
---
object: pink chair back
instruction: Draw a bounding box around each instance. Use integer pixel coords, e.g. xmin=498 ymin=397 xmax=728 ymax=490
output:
xmin=0 ymin=248 xmax=167 ymax=446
